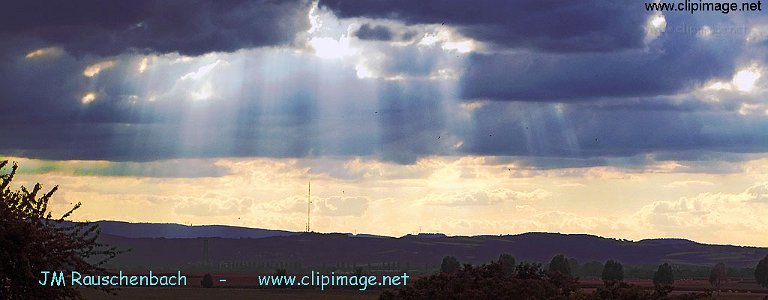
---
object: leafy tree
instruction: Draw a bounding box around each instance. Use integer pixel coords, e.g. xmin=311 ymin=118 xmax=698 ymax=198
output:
xmin=548 ymin=254 xmax=571 ymax=276
xmin=653 ymin=262 xmax=675 ymax=296
xmin=708 ymin=263 xmax=726 ymax=290
xmin=567 ymin=257 xmax=579 ymax=276
xmin=440 ymin=256 xmax=460 ymax=273
xmin=756 ymin=255 xmax=768 ymax=288
xmin=0 ymin=161 xmax=122 ymax=299
xmin=201 ymin=273 xmax=214 ymax=288
xmin=601 ymin=260 xmax=624 ymax=282
xmin=498 ymin=253 xmax=516 ymax=274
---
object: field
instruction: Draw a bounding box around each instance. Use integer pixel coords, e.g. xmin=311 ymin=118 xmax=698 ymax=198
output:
xmin=78 ymin=275 xmax=768 ymax=300
xmin=80 ymin=288 xmax=380 ymax=300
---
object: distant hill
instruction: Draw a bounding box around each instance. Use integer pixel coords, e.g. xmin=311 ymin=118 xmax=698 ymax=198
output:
xmin=86 ymin=220 xmax=298 ymax=239
xmin=91 ymin=223 xmax=768 ymax=271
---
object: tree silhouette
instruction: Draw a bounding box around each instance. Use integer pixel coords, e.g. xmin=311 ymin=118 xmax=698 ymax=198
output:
xmin=708 ymin=263 xmax=726 ymax=291
xmin=440 ymin=256 xmax=460 ymax=273
xmin=498 ymin=253 xmax=516 ymax=274
xmin=548 ymin=254 xmax=571 ymax=276
xmin=653 ymin=262 xmax=675 ymax=296
xmin=756 ymin=255 xmax=768 ymax=288
xmin=601 ymin=260 xmax=624 ymax=283
xmin=0 ymin=161 xmax=122 ymax=299
xmin=567 ymin=258 xmax=579 ymax=276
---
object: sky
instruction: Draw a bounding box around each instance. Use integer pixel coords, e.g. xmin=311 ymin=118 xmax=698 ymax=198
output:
xmin=1 ymin=0 xmax=767 ymax=246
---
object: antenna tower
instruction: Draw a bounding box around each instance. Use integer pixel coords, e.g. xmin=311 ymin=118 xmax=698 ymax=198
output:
xmin=306 ymin=181 xmax=311 ymax=232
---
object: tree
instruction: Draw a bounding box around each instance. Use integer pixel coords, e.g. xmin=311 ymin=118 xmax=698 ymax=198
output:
xmin=601 ymin=260 xmax=624 ymax=282
xmin=708 ymin=263 xmax=727 ymax=291
xmin=0 ymin=161 xmax=122 ymax=299
xmin=201 ymin=273 xmax=214 ymax=288
xmin=440 ymin=256 xmax=460 ymax=273
xmin=756 ymin=255 xmax=768 ymax=288
xmin=653 ymin=262 xmax=675 ymax=296
xmin=567 ymin=258 xmax=579 ymax=276
xmin=498 ymin=253 xmax=516 ymax=274
xmin=548 ymin=254 xmax=571 ymax=276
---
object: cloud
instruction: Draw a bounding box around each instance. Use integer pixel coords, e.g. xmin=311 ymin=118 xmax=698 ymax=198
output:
xmin=0 ymin=0 xmax=312 ymax=57
xmin=174 ymin=194 xmax=254 ymax=217
xmin=319 ymin=0 xmax=647 ymax=53
xmin=355 ymin=24 xmax=393 ymax=41
xmin=423 ymin=188 xmax=550 ymax=206
xmin=635 ymin=183 xmax=768 ymax=243
xmin=268 ymin=195 xmax=370 ymax=217
xmin=460 ymin=36 xmax=740 ymax=100
xmin=746 ymin=183 xmax=768 ymax=202
xmin=314 ymin=196 xmax=370 ymax=216
xmin=8 ymin=157 xmax=230 ymax=178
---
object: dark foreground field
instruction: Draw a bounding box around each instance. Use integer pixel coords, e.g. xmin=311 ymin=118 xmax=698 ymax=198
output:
xmin=78 ymin=278 xmax=768 ymax=300
xmin=80 ymin=287 xmax=380 ymax=300
xmin=78 ymin=286 xmax=768 ymax=300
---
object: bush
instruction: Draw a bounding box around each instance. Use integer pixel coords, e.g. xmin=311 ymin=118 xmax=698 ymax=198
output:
xmin=498 ymin=253 xmax=516 ymax=274
xmin=601 ymin=260 xmax=624 ymax=282
xmin=756 ymin=255 xmax=768 ymax=288
xmin=548 ymin=254 xmax=572 ymax=276
xmin=653 ymin=263 xmax=674 ymax=288
xmin=440 ymin=256 xmax=460 ymax=274
xmin=0 ymin=161 xmax=122 ymax=299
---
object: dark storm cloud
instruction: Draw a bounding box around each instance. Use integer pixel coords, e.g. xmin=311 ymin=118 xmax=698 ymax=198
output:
xmin=458 ymin=102 xmax=768 ymax=161
xmin=376 ymin=81 xmax=448 ymax=164
xmin=355 ymin=24 xmax=394 ymax=41
xmin=14 ymin=159 xmax=230 ymax=178
xmin=461 ymin=12 xmax=745 ymax=101
xmin=0 ymin=0 xmax=311 ymax=57
xmin=320 ymin=0 xmax=646 ymax=52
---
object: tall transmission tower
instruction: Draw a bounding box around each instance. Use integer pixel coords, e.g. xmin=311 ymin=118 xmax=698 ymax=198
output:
xmin=306 ymin=181 xmax=311 ymax=232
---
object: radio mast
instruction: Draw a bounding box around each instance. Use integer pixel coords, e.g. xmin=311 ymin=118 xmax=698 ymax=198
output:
xmin=306 ymin=181 xmax=311 ymax=232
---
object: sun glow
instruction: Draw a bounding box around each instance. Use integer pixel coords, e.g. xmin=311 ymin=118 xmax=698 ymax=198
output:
xmin=81 ymin=92 xmax=97 ymax=104
xmin=309 ymin=36 xmax=356 ymax=59
xmin=25 ymin=47 xmax=62 ymax=59
xmin=732 ymin=67 xmax=762 ymax=92
xmin=83 ymin=60 xmax=117 ymax=77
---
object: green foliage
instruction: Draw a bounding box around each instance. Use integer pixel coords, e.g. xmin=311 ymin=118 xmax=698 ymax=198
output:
xmin=653 ymin=263 xmax=675 ymax=288
xmin=708 ymin=263 xmax=726 ymax=289
xmin=440 ymin=256 xmax=460 ymax=274
xmin=0 ymin=161 xmax=123 ymax=300
xmin=548 ymin=254 xmax=572 ymax=276
xmin=601 ymin=260 xmax=624 ymax=282
xmin=498 ymin=253 xmax=515 ymax=274
xmin=756 ymin=255 xmax=768 ymax=288
xmin=201 ymin=273 xmax=214 ymax=288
